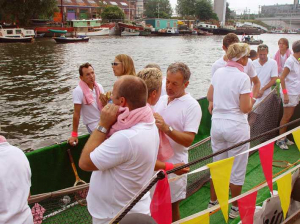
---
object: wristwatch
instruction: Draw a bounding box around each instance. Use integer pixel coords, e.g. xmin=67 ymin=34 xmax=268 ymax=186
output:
xmin=96 ymin=125 xmax=108 ymax=134
xmin=168 ymin=126 xmax=174 ymax=134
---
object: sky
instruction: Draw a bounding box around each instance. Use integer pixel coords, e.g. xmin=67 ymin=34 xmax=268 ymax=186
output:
xmin=169 ymin=0 xmax=295 ymax=14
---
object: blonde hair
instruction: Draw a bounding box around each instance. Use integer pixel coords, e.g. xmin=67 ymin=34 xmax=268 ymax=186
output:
xmin=115 ymin=54 xmax=136 ymax=76
xmin=137 ymin=68 xmax=162 ymax=97
xmin=226 ymin=43 xmax=250 ymax=61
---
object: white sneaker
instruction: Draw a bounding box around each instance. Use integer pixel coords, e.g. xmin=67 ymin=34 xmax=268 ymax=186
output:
xmin=207 ymin=200 xmax=218 ymax=209
xmin=276 ymin=139 xmax=289 ymax=150
xmin=285 ymin=138 xmax=294 ymax=146
xmin=229 ymin=206 xmax=239 ymax=219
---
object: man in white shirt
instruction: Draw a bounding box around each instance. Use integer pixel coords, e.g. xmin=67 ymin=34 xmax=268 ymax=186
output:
xmin=0 ymin=135 xmax=33 ymax=224
xmin=154 ymin=62 xmax=202 ymax=221
xmin=68 ymin=63 xmax=105 ymax=146
xmin=79 ymin=76 xmax=159 ymax=224
xmin=252 ymin=44 xmax=278 ymax=104
xmin=209 ymin=33 xmax=261 ymax=113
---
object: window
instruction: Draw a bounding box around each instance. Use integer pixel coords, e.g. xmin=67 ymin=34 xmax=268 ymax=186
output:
xmin=167 ymin=21 xmax=170 ymax=28
xmin=16 ymin=30 xmax=22 ymax=34
xmin=7 ymin=30 xmax=13 ymax=34
xmin=173 ymin=22 xmax=176 ymax=27
xmin=120 ymin=2 xmax=128 ymax=6
xmin=87 ymin=0 xmax=95 ymax=3
xmin=156 ymin=20 xmax=160 ymax=27
xmin=76 ymin=0 xmax=84 ymax=3
xmin=110 ymin=1 xmax=118 ymax=5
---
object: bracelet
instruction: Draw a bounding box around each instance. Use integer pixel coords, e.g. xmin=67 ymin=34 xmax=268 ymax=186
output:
xmin=165 ymin=162 xmax=174 ymax=171
xmin=282 ymin=89 xmax=288 ymax=95
xmin=250 ymin=92 xmax=253 ymax=98
xmin=71 ymin=131 xmax=78 ymax=137
xmin=252 ymin=97 xmax=257 ymax=101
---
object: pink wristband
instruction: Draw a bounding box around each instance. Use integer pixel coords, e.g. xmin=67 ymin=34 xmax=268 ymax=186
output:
xmin=71 ymin=131 xmax=78 ymax=137
xmin=165 ymin=162 xmax=174 ymax=171
xmin=282 ymin=89 xmax=288 ymax=94
xmin=250 ymin=92 xmax=253 ymax=98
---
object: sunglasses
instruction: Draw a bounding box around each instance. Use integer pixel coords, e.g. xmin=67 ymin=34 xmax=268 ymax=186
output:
xmin=258 ymin=44 xmax=268 ymax=50
xmin=111 ymin=62 xmax=121 ymax=66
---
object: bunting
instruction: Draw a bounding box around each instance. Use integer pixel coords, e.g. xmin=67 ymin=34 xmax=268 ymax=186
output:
xmin=292 ymin=129 xmax=300 ymax=151
xmin=238 ymin=191 xmax=258 ymax=224
xmin=207 ymin=157 xmax=234 ymax=223
xmin=181 ymin=212 xmax=210 ymax=224
xmin=259 ymin=142 xmax=274 ymax=194
xmin=150 ymin=170 xmax=172 ymax=224
xmin=276 ymin=173 xmax=292 ymax=219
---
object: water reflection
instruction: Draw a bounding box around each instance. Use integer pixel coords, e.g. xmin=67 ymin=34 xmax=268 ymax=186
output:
xmin=0 ymin=34 xmax=299 ymax=150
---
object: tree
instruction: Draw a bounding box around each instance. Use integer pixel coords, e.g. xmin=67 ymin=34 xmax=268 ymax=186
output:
xmin=225 ymin=2 xmax=234 ymax=21
xmin=195 ymin=0 xmax=218 ymax=21
xmin=176 ymin=0 xmax=196 ymax=17
xmin=144 ymin=0 xmax=172 ymax=19
xmin=0 ymin=0 xmax=58 ymax=26
xmin=101 ymin=6 xmax=125 ymax=21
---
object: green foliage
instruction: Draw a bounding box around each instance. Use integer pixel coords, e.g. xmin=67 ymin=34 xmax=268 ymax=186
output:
xmin=176 ymin=0 xmax=196 ymax=17
xmin=225 ymin=2 xmax=234 ymax=21
xmin=101 ymin=6 xmax=125 ymax=21
xmin=144 ymin=0 xmax=172 ymax=19
xmin=0 ymin=0 xmax=58 ymax=26
xmin=195 ymin=0 xmax=218 ymax=21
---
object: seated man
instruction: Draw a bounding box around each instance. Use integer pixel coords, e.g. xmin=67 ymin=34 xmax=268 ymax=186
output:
xmin=0 ymin=136 xmax=33 ymax=224
xmin=79 ymin=76 xmax=159 ymax=224
xmin=68 ymin=63 xmax=105 ymax=146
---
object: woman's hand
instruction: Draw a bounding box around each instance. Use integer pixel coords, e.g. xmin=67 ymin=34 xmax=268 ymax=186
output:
xmin=99 ymin=93 xmax=108 ymax=107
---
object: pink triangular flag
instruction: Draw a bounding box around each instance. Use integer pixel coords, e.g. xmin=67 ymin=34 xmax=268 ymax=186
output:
xmin=259 ymin=142 xmax=274 ymax=194
xmin=31 ymin=203 xmax=46 ymax=224
xmin=150 ymin=170 xmax=172 ymax=224
xmin=238 ymin=191 xmax=258 ymax=224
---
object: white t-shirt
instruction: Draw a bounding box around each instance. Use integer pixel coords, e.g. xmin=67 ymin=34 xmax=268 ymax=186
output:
xmin=283 ymin=55 xmax=300 ymax=95
xmin=211 ymin=56 xmax=257 ymax=79
xmin=154 ymin=94 xmax=202 ymax=164
xmin=253 ymin=58 xmax=278 ymax=97
xmin=0 ymin=142 xmax=33 ymax=224
xmin=160 ymin=76 xmax=167 ymax=97
xmin=72 ymin=83 xmax=105 ymax=131
xmin=212 ymin=66 xmax=251 ymax=124
xmin=87 ymin=122 xmax=159 ymax=223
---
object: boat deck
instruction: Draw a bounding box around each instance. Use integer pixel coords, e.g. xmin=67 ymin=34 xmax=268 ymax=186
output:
xmin=180 ymin=144 xmax=300 ymax=223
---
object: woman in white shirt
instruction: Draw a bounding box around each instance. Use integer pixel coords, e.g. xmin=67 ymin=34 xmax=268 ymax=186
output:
xmin=277 ymin=40 xmax=300 ymax=150
xmin=274 ymin=38 xmax=292 ymax=76
xmin=207 ymin=43 xmax=253 ymax=219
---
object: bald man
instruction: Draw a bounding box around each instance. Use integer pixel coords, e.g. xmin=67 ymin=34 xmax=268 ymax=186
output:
xmin=79 ymin=76 xmax=159 ymax=224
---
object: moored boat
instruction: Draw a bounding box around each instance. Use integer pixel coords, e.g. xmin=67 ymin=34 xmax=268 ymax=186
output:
xmin=0 ymin=25 xmax=34 ymax=43
xmin=53 ymin=36 xmax=90 ymax=43
xmin=0 ymin=36 xmax=33 ymax=43
xmin=242 ymin=39 xmax=264 ymax=45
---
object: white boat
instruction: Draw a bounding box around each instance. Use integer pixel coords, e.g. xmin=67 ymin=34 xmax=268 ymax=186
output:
xmin=77 ymin=27 xmax=110 ymax=36
xmin=0 ymin=25 xmax=35 ymax=38
xmin=121 ymin=28 xmax=140 ymax=36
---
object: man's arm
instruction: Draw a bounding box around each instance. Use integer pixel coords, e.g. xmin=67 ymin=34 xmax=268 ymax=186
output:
xmin=154 ymin=113 xmax=196 ymax=147
xmin=79 ymin=104 xmax=119 ymax=171
xmin=207 ymin=84 xmax=214 ymax=115
xmin=250 ymin=76 xmax=261 ymax=99
xmin=68 ymin=104 xmax=81 ymax=146
xmin=280 ymin=67 xmax=291 ymax=104
xmin=257 ymin=77 xmax=277 ymax=98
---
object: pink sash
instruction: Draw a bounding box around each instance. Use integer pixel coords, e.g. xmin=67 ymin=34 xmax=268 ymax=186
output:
xmin=79 ymin=80 xmax=102 ymax=111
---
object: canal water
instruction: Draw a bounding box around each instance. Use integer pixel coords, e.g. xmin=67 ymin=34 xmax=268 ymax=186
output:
xmin=0 ymin=34 xmax=299 ymax=150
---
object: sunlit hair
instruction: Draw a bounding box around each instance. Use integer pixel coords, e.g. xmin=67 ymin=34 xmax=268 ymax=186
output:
xmin=144 ymin=63 xmax=161 ymax=71
xmin=167 ymin=62 xmax=191 ymax=83
xmin=257 ymin=44 xmax=269 ymax=53
xmin=278 ymin=38 xmax=289 ymax=48
xmin=137 ymin=68 xmax=162 ymax=97
xmin=223 ymin=33 xmax=239 ymax=48
xmin=115 ymin=54 xmax=136 ymax=76
xmin=79 ymin=62 xmax=93 ymax=76
xmin=292 ymin=40 xmax=300 ymax=53
xmin=226 ymin=43 xmax=250 ymax=60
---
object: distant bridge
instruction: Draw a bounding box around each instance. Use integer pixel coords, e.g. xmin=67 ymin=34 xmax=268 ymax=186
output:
xmin=258 ymin=16 xmax=300 ymax=29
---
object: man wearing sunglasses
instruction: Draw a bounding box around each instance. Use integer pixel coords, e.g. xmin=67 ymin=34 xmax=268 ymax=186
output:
xmin=252 ymin=44 xmax=278 ymax=104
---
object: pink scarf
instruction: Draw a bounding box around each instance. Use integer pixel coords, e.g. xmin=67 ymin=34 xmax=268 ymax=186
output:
xmin=226 ymin=60 xmax=244 ymax=72
xmin=79 ymin=80 xmax=102 ymax=111
xmin=107 ymin=104 xmax=154 ymax=137
xmin=274 ymin=49 xmax=292 ymax=74
xmin=0 ymin=135 xmax=7 ymax=143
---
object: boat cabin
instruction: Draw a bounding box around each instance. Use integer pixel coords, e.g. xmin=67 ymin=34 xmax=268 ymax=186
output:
xmin=0 ymin=26 xmax=35 ymax=37
xmin=145 ymin=18 xmax=178 ymax=32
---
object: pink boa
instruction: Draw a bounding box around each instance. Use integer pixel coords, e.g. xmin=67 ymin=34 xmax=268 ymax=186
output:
xmin=274 ymin=49 xmax=292 ymax=74
xmin=0 ymin=135 xmax=7 ymax=143
xmin=79 ymin=80 xmax=102 ymax=111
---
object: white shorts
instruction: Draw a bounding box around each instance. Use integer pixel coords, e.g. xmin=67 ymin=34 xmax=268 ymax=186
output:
xmin=281 ymin=94 xmax=300 ymax=107
xmin=211 ymin=119 xmax=250 ymax=185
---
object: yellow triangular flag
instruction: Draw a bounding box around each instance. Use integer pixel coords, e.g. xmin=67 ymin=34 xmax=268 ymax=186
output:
xmin=181 ymin=212 xmax=210 ymax=224
xmin=276 ymin=173 xmax=292 ymax=219
xmin=207 ymin=157 xmax=235 ymax=223
xmin=292 ymin=129 xmax=300 ymax=152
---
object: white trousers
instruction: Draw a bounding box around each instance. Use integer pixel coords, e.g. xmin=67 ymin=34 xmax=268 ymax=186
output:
xmin=211 ymin=119 xmax=250 ymax=185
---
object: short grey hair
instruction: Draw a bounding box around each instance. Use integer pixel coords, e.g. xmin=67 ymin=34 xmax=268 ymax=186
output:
xmin=292 ymin=40 xmax=300 ymax=53
xmin=167 ymin=62 xmax=191 ymax=82
xmin=144 ymin=63 xmax=161 ymax=71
